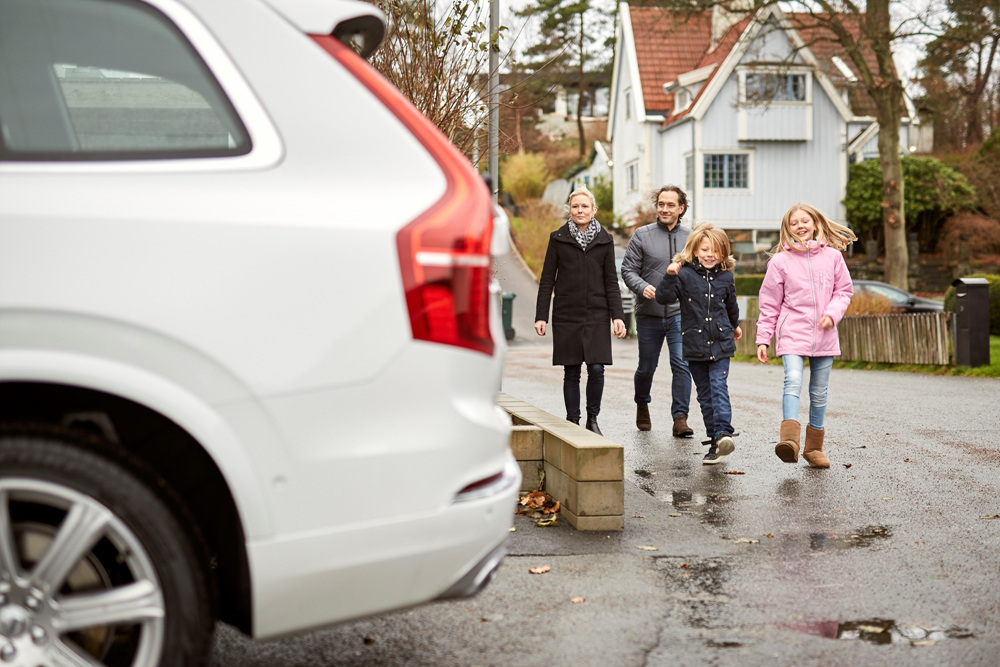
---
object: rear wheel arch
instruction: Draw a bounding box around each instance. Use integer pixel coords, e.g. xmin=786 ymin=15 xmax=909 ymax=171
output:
xmin=0 ymin=381 xmax=253 ymax=635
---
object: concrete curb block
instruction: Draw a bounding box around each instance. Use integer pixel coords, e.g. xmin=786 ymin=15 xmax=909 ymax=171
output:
xmin=499 ymin=392 xmax=624 ymax=531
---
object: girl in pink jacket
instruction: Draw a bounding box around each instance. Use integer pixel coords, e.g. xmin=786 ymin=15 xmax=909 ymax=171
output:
xmin=755 ymin=203 xmax=856 ymax=468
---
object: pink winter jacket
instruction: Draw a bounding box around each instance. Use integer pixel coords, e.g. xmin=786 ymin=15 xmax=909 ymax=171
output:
xmin=755 ymin=241 xmax=853 ymax=357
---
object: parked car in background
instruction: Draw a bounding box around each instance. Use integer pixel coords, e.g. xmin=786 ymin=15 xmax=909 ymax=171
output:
xmin=0 ymin=0 xmax=519 ymax=665
xmin=852 ymin=280 xmax=945 ymax=313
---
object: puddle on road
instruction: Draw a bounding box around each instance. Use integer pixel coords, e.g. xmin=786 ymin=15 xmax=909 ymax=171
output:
xmin=793 ymin=618 xmax=974 ymax=645
xmin=803 ymin=525 xmax=891 ymax=550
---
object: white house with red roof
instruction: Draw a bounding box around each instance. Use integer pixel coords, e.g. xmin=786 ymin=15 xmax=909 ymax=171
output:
xmin=608 ymin=2 xmax=922 ymax=252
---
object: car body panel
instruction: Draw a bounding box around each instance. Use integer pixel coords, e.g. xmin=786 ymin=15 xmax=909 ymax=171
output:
xmin=0 ymin=0 xmax=518 ymax=642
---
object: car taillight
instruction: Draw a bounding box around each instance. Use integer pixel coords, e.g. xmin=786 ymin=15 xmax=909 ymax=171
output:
xmin=311 ymin=35 xmax=495 ymax=356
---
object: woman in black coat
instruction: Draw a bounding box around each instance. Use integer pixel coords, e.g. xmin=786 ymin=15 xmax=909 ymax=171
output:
xmin=534 ymin=186 xmax=627 ymax=436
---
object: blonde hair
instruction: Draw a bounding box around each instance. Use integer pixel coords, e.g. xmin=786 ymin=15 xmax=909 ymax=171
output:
xmin=563 ymin=186 xmax=598 ymax=218
xmin=774 ymin=203 xmax=857 ymax=254
xmin=673 ymin=222 xmax=736 ymax=271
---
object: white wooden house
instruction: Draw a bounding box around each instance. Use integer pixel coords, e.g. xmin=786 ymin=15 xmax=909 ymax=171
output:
xmin=607 ymin=2 xmax=923 ymax=252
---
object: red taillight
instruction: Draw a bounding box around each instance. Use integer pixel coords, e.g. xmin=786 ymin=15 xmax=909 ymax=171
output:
xmin=311 ymin=35 xmax=494 ymax=356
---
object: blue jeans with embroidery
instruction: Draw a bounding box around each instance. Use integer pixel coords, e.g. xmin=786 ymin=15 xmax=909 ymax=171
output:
xmin=563 ymin=363 xmax=604 ymax=421
xmin=781 ymin=355 xmax=834 ymax=429
xmin=688 ymin=358 xmax=733 ymax=441
xmin=634 ymin=314 xmax=691 ymax=419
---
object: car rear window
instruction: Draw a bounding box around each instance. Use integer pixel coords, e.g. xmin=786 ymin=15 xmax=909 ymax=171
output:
xmin=0 ymin=0 xmax=251 ymax=161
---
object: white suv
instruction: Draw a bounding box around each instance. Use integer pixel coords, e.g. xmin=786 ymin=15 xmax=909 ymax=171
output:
xmin=0 ymin=0 xmax=520 ymax=664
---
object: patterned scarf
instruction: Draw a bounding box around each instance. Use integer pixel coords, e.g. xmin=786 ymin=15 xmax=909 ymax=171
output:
xmin=567 ymin=218 xmax=601 ymax=250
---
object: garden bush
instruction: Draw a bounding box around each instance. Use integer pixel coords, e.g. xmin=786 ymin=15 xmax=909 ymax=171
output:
xmin=943 ymin=273 xmax=1000 ymax=335
xmin=734 ymin=274 xmax=765 ymax=295
xmin=500 ymin=151 xmax=549 ymax=202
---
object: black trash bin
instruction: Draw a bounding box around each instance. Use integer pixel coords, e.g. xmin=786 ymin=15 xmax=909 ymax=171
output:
xmin=952 ymin=277 xmax=990 ymax=367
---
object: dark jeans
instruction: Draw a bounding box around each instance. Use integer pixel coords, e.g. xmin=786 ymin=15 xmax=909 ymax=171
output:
xmin=634 ymin=314 xmax=691 ymax=419
xmin=688 ymin=358 xmax=733 ymax=441
xmin=563 ymin=363 xmax=605 ymax=421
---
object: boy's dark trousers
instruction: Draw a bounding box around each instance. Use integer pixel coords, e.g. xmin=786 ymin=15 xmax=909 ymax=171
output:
xmin=687 ymin=358 xmax=733 ymax=440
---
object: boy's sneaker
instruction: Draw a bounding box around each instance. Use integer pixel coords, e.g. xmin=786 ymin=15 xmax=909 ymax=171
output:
xmin=703 ymin=435 xmax=735 ymax=465
xmin=716 ymin=434 xmax=735 ymax=457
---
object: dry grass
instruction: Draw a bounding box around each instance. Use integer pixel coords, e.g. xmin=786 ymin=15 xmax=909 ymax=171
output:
xmin=509 ymin=198 xmax=564 ymax=277
xmin=845 ymin=292 xmax=897 ymax=316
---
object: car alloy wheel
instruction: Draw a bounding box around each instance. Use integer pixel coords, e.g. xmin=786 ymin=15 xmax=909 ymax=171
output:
xmin=0 ymin=428 xmax=213 ymax=666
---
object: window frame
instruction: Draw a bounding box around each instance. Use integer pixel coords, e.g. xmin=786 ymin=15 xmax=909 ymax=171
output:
xmin=702 ymin=151 xmax=752 ymax=191
xmin=739 ymin=67 xmax=812 ymax=106
xmin=626 ymin=160 xmax=639 ymax=193
xmin=0 ymin=0 xmax=281 ymax=172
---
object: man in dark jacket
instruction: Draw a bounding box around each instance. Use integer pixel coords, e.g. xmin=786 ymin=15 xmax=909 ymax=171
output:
xmin=620 ymin=185 xmax=693 ymax=436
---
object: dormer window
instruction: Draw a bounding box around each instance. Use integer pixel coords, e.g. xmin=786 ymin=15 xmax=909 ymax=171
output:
xmin=744 ymin=71 xmax=807 ymax=103
xmin=675 ymin=89 xmax=691 ymax=111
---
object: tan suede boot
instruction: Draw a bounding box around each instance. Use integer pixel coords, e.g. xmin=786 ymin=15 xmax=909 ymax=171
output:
xmin=775 ymin=420 xmax=801 ymax=463
xmin=802 ymin=425 xmax=830 ymax=468
xmin=672 ymin=414 xmax=694 ymax=438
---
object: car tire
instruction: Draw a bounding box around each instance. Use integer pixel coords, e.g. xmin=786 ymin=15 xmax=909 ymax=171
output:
xmin=0 ymin=426 xmax=214 ymax=667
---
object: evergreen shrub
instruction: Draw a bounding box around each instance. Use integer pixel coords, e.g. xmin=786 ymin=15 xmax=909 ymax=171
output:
xmin=734 ymin=274 xmax=765 ymax=295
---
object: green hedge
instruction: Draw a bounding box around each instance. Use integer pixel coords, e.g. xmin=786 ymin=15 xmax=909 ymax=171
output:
xmin=734 ymin=274 xmax=766 ymax=296
xmin=944 ymin=274 xmax=1000 ymax=335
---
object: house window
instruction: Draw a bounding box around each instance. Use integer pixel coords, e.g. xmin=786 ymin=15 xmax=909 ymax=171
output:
xmin=675 ymin=89 xmax=691 ymax=111
xmin=745 ymin=72 xmax=806 ymax=103
xmin=624 ymin=90 xmax=632 ymax=120
xmin=704 ymin=154 xmax=748 ymax=189
xmin=626 ymin=161 xmax=639 ymax=192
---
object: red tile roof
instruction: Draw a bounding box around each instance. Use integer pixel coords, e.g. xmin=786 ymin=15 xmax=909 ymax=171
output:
xmin=630 ymin=8 xmax=713 ymax=114
xmin=628 ymin=7 xmax=889 ymax=123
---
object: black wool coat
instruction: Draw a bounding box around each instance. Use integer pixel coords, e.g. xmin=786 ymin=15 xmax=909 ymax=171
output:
xmin=535 ymin=224 xmax=625 ymax=366
xmin=655 ymin=260 xmax=740 ymax=362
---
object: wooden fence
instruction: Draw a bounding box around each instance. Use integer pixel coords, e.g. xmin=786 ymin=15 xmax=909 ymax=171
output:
xmin=736 ymin=312 xmax=952 ymax=365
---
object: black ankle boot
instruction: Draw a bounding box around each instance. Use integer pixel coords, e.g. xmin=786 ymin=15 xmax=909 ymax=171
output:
xmin=585 ymin=414 xmax=602 ymax=436
xmin=567 ymin=416 xmax=580 ymax=425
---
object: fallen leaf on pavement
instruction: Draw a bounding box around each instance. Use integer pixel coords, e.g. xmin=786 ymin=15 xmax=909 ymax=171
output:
xmin=570 ymin=597 xmax=585 ymax=603
xmin=883 ymin=497 xmax=893 ymax=500
xmin=733 ymin=538 xmax=759 ymax=544
xmin=528 ymin=565 xmax=551 ymax=574
xmin=903 ymin=458 xmax=913 ymax=462
xmin=636 ymin=545 xmax=659 ymax=551
xmin=981 ymin=514 xmax=1000 ymax=520
xmin=843 ymin=463 xmax=852 ymax=468
xmin=669 ymin=513 xmax=681 ymax=517
xmin=535 ymin=517 xmax=559 ymax=527
xmin=911 ymin=640 xmax=937 ymax=646
xmin=723 ymin=471 xmax=745 ymax=475
xmin=632 ymin=514 xmax=645 ymax=518
xmin=679 ymin=563 xmax=690 ymax=568
xmin=509 ymin=526 xmax=516 ymax=532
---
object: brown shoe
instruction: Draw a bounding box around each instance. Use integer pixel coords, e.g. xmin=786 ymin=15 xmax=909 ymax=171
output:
xmin=672 ymin=414 xmax=694 ymax=438
xmin=636 ymin=403 xmax=651 ymax=431
xmin=802 ymin=425 xmax=830 ymax=468
xmin=775 ymin=419 xmax=801 ymax=462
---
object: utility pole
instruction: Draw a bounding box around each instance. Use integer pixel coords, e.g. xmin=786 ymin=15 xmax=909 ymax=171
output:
xmin=488 ymin=0 xmax=499 ymax=202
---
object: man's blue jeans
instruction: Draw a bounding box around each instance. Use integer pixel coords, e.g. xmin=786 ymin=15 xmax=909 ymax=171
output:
xmin=781 ymin=355 xmax=834 ymax=429
xmin=688 ymin=358 xmax=733 ymax=440
xmin=634 ymin=314 xmax=691 ymax=419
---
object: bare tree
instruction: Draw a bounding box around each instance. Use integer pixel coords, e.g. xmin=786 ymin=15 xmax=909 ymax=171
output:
xmin=656 ymin=0 xmax=938 ymax=289
xmin=368 ymin=0 xmax=504 ymax=159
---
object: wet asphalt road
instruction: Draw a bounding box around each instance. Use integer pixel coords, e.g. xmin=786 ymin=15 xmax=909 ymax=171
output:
xmin=211 ymin=335 xmax=1000 ymax=666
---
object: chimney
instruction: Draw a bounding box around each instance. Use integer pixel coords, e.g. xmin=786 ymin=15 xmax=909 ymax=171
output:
xmin=710 ymin=0 xmax=753 ymax=53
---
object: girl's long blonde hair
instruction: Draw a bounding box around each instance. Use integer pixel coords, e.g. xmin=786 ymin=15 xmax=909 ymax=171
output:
xmin=774 ymin=203 xmax=857 ymax=254
xmin=673 ymin=222 xmax=736 ymax=271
